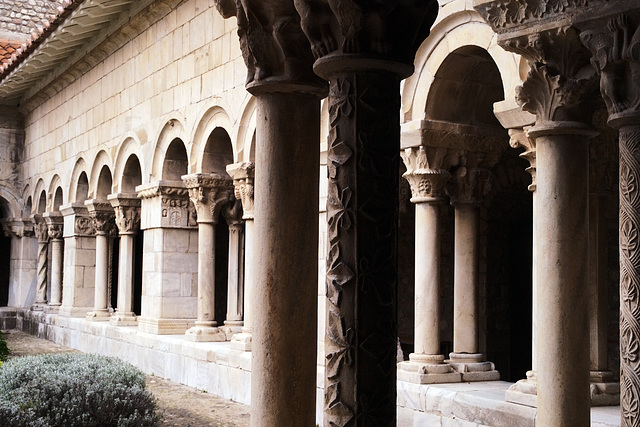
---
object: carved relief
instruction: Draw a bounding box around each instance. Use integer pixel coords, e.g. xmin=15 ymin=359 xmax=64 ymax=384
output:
xmin=90 ymin=212 xmax=117 ymax=237
xmin=508 ymin=127 xmax=537 ymax=192
xmin=502 ymin=27 xmax=598 ymax=122
xmin=294 ymin=0 xmax=439 ymax=69
xmin=324 ymin=72 xmax=401 ymax=426
xmin=227 ymin=162 xmax=255 ymax=220
xmin=446 ymin=152 xmax=495 ymax=206
xmin=477 ymin=0 xmax=588 ymax=31
xmin=214 ymin=0 xmax=323 ymax=91
xmin=32 ymin=216 xmax=49 ymax=243
xmin=619 ymin=129 xmax=640 ymax=427
xmin=400 ymin=146 xmax=452 ymax=201
xmin=74 ymin=217 xmax=96 ymax=236
xmin=139 ymin=183 xmax=196 ymax=229
xmin=114 ymin=205 xmax=141 ymax=234
xmin=581 ymin=14 xmax=640 ymax=120
xmin=47 ymin=222 xmax=63 ymax=240
xmin=183 ymin=174 xmax=234 ymax=224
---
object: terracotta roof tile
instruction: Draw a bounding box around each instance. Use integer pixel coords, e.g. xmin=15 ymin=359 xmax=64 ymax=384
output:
xmin=0 ymin=41 xmax=22 ymax=67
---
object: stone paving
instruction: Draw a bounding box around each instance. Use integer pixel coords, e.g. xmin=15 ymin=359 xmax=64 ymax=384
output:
xmin=1 ymin=330 xmax=251 ymax=427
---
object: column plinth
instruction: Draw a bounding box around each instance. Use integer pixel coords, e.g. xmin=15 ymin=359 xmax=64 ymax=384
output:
xmin=182 ymin=173 xmax=233 ymax=342
xmin=43 ymin=212 xmax=64 ymax=312
xmin=227 ymin=162 xmax=255 ymax=351
xmin=85 ymin=199 xmax=116 ymax=321
xmin=108 ymin=193 xmax=141 ymax=326
xmin=398 ymin=145 xmax=461 ymax=384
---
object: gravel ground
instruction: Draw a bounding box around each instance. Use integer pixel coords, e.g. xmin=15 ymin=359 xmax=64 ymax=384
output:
xmin=1 ymin=330 xmax=250 ymax=427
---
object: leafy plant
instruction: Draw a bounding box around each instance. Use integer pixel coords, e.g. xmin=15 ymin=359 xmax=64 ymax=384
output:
xmin=0 ymin=331 xmax=9 ymax=362
xmin=0 ymin=353 xmax=161 ymax=426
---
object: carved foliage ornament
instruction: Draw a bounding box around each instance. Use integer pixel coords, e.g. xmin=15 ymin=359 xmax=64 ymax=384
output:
xmin=294 ymin=0 xmax=439 ymax=71
xmin=400 ymin=146 xmax=451 ymax=201
xmin=213 ymin=0 xmax=323 ymax=91
xmin=90 ymin=212 xmax=117 ymax=237
xmin=580 ymin=14 xmax=640 ymax=120
xmin=114 ymin=205 xmax=141 ymax=234
xmin=478 ymin=0 xmax=587 ymax=31
xmin=619 ymin=129 xmax=640 ymax=427
xmin=324 ymin=72 xmax=400 ymax=426
xmin=185 ymin=178 xmax=234 ymax=224
xmin=504 ymin=27 xmax=598 ymax=122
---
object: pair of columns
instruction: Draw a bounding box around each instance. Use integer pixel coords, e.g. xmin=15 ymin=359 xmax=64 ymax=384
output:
xmin=30 ymin=213 xmax=64 ymax=311
xmin=398 ymin=145 xmax=499 ymax=383
xmin=181 ymin=171 xmax=248 ymax=343
xmin=214 ymin=0 xmax=438 ymax=424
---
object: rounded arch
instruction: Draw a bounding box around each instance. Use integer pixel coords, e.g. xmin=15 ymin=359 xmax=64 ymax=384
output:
xmin=33 ymin=179 xmax=46 ymax=213
xmin=69 ymin=158 xmax=88 ymax=203
xmin=22 ymin=184 xmax=32 ymax=217
xmin=425 ymin=45 xmax=504 ymax=128
xmin=190 ymin=100 xmax=237 ymax=173
xmin=121 ymin=155 xmax=143 ymax=193
xmin=237 ymin=96 xmax=257 ymax=163
xmin=202 ymin=128 xmax=234 ymax=176
xmin=113 ymin=136 xmax=146 ymax=193
xmin=162 ymin=138 xmax=189 ymax=181
xmin=48 ymin=175 xmax=64 ymax=209
xmin=89 ymin=150 xmax=114 ymax=199
xmin=151 ymin=115 xmax=189 ymax=182
xmin=402 ymin=9 xmax=521 ymax=122
xmin=0 ymin=186 xmax=21 ymax=218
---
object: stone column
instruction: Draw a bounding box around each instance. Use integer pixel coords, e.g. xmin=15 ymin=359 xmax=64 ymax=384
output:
xmin=59 ymin=203 xmax=96 ymax=318
xmin=43 ymin=212 xmax=64 ymax=311
xmin=85 ymin=199 xmax=116 ymax=321
xmin=582 ymin=15 xmax=640 ymax=425
xmin=214 ymin=2 xmax=326 ymax=424
xmin=108 ymin=193 xmax=141 ymax=326
xmin=31 ymin=214 xmax=48 ymax=310
xmin=502 ymin=27 xmax=597 ymax=426
xmin=227 ymin=162 xmax=255 ymax=351
xmin=398 ymin=145 xmax=461 ymax=384
xmin=4 ymin=219 xmax=36 ymax=308
xmin=222 ymin=199 xmax=244 ymax=340
xmin=294 ymin=1 xmax=438 ymax=424
xmin=446 ymin=152 xmax=500 ymax=381
xmin=182 ymin=173 xmax=233 ymax=342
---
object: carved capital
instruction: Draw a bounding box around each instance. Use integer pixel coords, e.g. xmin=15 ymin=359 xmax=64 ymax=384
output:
xmin=401 ymin=146 xmax=452 ymax=202
xmin=227 ymin=162 xmax=255 ymax=220
xmin=474 ymin=0 xmax=588 ymax=33
xmin=85 ymin=200 xmax=116 ymax=237
xmin=0 ymin=220 xmax=12 ymax=238
xmin=31 ymin=214 xmax=49 ymax=243
xmin=223 ymin=198 xmax=244 ymax=227
xmin=509 ymin=127 xmax=537 ymax=191
xmin=503 ymin=26 xmax=598 ymax=123
xmin=182 ymin=173 xmax=234 ymax=224
xmin=214 ymin=0 xmax=325 ymax=94
xmin=43 ymin=213 xmax=64 ymax=241
xmin=137 ymin=182 xmax=197 ymax=229
xmin=108 ymin=194 xmax=142 ymax=235
xmin=446 ymin=152 xmax=495 ymax=205
xmin=581 ymin=14 xmax=640 ymax=127
xmin=295 ymin=0 xmax=439 ymax=78
xmin=19 ymin=218 xmax=34 ymax=238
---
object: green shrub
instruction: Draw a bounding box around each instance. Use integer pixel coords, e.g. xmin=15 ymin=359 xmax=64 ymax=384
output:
xmin=0 ymin=353 xmax=160 ymax=426
xmin=0 ymin=332 xmax=8 ymax=362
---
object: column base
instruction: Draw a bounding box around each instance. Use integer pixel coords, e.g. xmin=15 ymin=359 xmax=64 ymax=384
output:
xmin=44 ymin=305 xmax=61 ymax=314
xmin=137 ymin=317 xmax=194 ymax=335
xmin=447 ymin=352 xmax=500 ymax=381
xmin=59 ymin=306 xmax=94 ymax=318
xmin=505 ymin=370 xmax=538 ymax=407
xmin=30 ymin=303 xmax=47 ymax=311
xmin=221 ymin=320 xmax=243 ymax=341
xmin=110 ymin=312 xmax=138 ymax=326
xmin=185 ymin=322 xmax=227 ymax=342
xmin=590 ymin=370 xmax=620 ymax=406
xmin=397 ymin=354 xmax=462 ymax=384
xmin=230 ymin=332 xmax=252 ymax=351
xmin=86 ymin=309 xmax=111 ymax=321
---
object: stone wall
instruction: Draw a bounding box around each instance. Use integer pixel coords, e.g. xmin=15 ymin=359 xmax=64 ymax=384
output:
xmin=0 ymin=0 xmax=61 ymax=40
